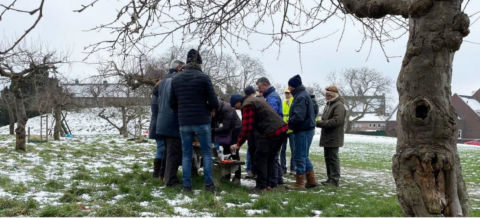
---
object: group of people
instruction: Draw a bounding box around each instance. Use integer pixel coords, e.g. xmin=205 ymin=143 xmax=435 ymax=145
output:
xmin=149 ymin=48 xmax=346 ymax=193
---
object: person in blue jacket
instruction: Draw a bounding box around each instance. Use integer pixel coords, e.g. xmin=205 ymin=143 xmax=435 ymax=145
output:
xmin=256 ymin=77 xmax=284 ymax=188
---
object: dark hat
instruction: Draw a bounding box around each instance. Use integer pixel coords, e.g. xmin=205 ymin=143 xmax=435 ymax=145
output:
xmin=244 ymin=86 xmax=256 ymax=96
xmin=230 ymin=94 xmax=243 ymax=107
xmin=288 ymin=74 xmax=302 ymax=88
xmin=186 ymin=49 xmax=202 ymax=64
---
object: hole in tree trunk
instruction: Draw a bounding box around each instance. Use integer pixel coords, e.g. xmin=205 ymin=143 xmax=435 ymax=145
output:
xmin=415 ymin=102 xmax=430 ymax=120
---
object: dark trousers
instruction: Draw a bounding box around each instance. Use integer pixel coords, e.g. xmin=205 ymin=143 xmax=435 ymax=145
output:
xmin=254 ymin=132 xmax=286 ymax=190
xmin=324 ymin=147 xmax=340 ymax=182
xmin=159 ymin=151 xmax=166 ymax=177
xmin=247 ymin=131 xmax=260 ymax=176
xmin=281 ymin=133 xmax=296 ymax=173
xmin=269 ymin=152 xmax=283 ymax=186
xmin=164 ymin=136 xmax=183 ymax=186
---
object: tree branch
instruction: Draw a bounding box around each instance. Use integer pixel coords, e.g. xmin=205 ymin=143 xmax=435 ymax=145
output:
xmin=338 ymin=0 xmax=411 ymax=19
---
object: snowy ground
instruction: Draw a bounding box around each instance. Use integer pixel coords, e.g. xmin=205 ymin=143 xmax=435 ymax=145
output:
xmin=1 ymin=132 xmax=479 ymax=216
xmin=0 ymin=108 xmax=150 ymax=136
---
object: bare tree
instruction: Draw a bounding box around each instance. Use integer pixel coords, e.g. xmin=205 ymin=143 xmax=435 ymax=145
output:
xmin=0 ymin=41 xmax=67 ymax=150
xmin=326 ymin=68 xmax=392 ymax=133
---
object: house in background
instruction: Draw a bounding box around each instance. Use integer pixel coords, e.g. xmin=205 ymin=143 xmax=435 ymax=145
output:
xmin=386 ymin=89 xmax=480 ymax=142
xmin=451 ymin=89 xmax=480 ymax=140
xmin=350 ymin=113 xmax=388 ymax=132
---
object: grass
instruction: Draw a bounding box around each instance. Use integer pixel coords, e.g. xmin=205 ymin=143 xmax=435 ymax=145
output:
xmin=0 ymin=134 xmax=479 ymax=217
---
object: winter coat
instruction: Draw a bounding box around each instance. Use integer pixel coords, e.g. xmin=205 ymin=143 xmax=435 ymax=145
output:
xmin=156 ymin=70 xmax=181 ymax=137
xmin=214 ymin=101 xmax=242 ymax=134
xmin=149 ymin=86 xmax=162 ymax=139
xmin=288 ymin=85 xmax=315 ymax=133
xmin=169 ymin=66 xmax=219 ymax=126
xmin=242 ymin=96 xmax=286 ymax=136
xmin=263 ymin=86 xmax=283 ymax=118
xmin=310 ymin=95 xmax=319 ymax=118
xmin=316 ymin=97 xmax=346 ymax=147
xmin=282 ymin=97 xmax=294 ymax=134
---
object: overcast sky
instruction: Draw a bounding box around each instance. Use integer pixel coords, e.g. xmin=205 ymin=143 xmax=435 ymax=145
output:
xmin=1 ymin=0 xmax=479 ymax=107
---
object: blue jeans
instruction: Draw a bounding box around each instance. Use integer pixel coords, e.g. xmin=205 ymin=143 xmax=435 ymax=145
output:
xmin=180 ymin=124 xmax=213 ymax=188
xmin=281 ymin=133 xmax=296 ymax=172
xmin=155 ymin=139 xmax=165 ymax=159
xmin=293 ymin=130 xmax=314 ymax=174
xmin=246 ymin=151 xmax=252 ymax=173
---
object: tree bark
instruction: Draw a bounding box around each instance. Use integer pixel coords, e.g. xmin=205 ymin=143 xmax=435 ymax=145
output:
xmin=121 ymin=106 xmax=128 ymax=138
xmin=7 ymin=105 xmax=15 ymax=135
xmin=392 ymin=1 xmax=470 ymax=217
xmin=338 ymin=0 xmax=470 ymax=216
xmin=12 ymin=80 xmax=27 ymax=151
xmin=54 ymin=105 xmax=61 ymax=140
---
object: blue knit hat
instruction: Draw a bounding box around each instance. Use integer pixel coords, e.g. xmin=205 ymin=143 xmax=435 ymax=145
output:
xmin=288 ymin=74 xmax=302 ymax=88
xmin=230 ymin=94 xmax=243 ymax=107
xmin=186 ymin=49 xmax=202 ymax=64
xmin=244 ymin=86 xmax=256 ymax=96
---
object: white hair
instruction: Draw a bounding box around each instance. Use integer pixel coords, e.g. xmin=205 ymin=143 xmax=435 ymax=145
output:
xmin=170 ymin=60 xmax=185 ymax=69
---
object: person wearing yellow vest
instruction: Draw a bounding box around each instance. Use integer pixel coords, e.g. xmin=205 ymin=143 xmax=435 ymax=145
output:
xmin=280 ymin=88 xmax=296 ymax=176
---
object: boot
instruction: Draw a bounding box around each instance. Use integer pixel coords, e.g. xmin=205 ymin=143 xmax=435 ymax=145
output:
xmin=286 ymin=174 xmax=305 ymax=190
xmin=321 ymin=178 xmax=331 ymax=186
xmin=152 ymin=158 xmax=161 ymax=178
xmin=305 ymin=170 xmax=319 ymax=188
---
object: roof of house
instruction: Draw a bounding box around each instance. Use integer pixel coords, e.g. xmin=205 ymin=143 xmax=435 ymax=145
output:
xmin=350 ymin=113 xmax=388 ymax=122
xmin=62 ymin=84 xmax=142 ymax=98
xmin=459 ymin=95 xmax=480 ymax=116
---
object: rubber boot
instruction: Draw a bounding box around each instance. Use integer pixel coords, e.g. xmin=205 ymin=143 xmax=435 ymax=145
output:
xmin=305 ymin=170 xmax=319 ymax=188
xmin=286 ymin=174 xmax=305 ymax=190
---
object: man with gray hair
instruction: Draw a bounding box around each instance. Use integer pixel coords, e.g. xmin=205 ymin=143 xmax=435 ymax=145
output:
xmin=156 ymin=59 xmax=185 ymax=187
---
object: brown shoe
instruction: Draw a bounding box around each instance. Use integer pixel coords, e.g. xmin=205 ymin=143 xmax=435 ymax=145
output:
xmin=286 ymin=174 xmax=305 ymax=190
xmin=305 ymin=170 xmax=319 ymax=188
xmin=159 ymin=176 xmax=165 ymax=183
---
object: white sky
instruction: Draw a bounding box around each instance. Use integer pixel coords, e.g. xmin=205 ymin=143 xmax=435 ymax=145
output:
xmin=1 ymin=0 xmax=480 ymax=107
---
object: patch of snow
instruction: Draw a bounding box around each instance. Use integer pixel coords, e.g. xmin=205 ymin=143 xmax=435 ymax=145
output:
xmin=246 ymin=209 xmax=267 ymax=215
xmin=312 ymin=210 xmax=323 ymax=217
xmin=81 ymin=193 xmax=92 ymax=201
xmin=336 ymin=203 xmax=345 ymax=207
xmin=139 ymin=201 xmax=149 ymax=207
xmin=139 ymin=212 xmax=157 ymax=217
xmin=174 ymin=207 xmax=191 ymax=216
xmin=226 ymin=202 xmax=252 ymax=208
xmin=167 ymin=194 xmax=193 ymax=206
xmin=113 ymin=194 xmax=127 ymax=200
xmin=248 ymin=194 xmax=260 ymax=198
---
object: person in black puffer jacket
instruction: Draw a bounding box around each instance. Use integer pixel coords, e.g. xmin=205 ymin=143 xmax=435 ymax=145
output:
xmin=169 ymin=49 xmax=219 ymax=194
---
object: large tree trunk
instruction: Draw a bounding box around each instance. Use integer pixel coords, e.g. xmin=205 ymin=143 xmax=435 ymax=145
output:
xmin=54 ymin=105 xmax=61 ymax=140
xmin=12 ymin=81 xmax=27 ymax=151
xmin=392 ymin=1 xmax=470 ymax=216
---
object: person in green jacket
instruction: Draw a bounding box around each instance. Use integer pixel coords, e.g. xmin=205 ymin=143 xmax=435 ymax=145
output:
xmin=316 ymin=85 xmax=346 ymax=187
xmin=280 ymin=88 xmax=296 ymax=175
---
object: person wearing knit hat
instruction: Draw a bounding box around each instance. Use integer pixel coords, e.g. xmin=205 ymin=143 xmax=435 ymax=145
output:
xmin=230 ymin=94 xmax=244 ymax=107
xmin=316 ymin=85 xmax=345 ymax=187
xmin=229 ymin=92 xmax=288 ymax=191
xmin=286 ymin=74 xmax=319 ymax=190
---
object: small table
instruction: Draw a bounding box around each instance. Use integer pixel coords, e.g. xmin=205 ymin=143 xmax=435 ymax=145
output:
xmin=212 ymin=160 xmax=245 ymax=187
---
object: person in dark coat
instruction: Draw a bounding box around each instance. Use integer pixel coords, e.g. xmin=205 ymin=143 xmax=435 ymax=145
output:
xmin=229 ymin=92 xmax=288 ymax=192
xmin=256 ymin=77 xmax=284 ymax=188
xmin=213 ymin=99 xmax=242 ymax=184
xmin=286 ymin=75 xmax=319 ymax=190
xmin=243 ymin=86 xmax=257 ymax=179
xmin=307 ymin=87 xmax=319 ymax=119
xmin=156 ymin=60 xmax=184 ymax=187
xmin=169 ymin=49 xmax=219 ymax=194
xmin=149 ymin=82 xmax=165 ymax=179
xmin=316 ymin=85 xmax=346 ymax=187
